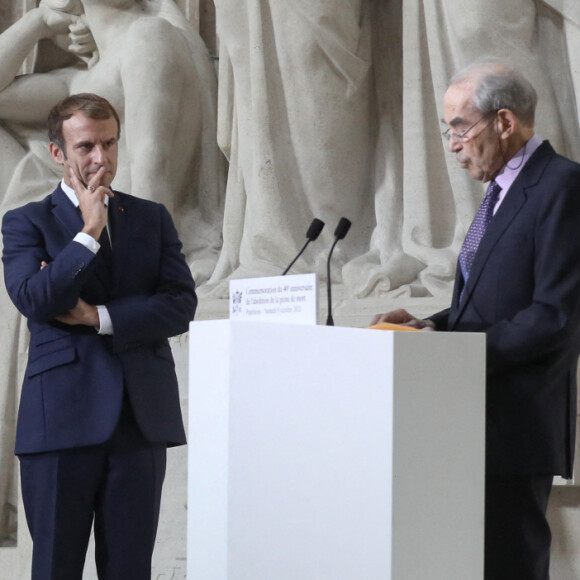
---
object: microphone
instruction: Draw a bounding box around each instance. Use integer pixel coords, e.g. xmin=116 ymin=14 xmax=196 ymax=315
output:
xmin=326 ymin=217 xmax=352 ymax=326
xmin=282 ymin=218 xmax=325 ymax=275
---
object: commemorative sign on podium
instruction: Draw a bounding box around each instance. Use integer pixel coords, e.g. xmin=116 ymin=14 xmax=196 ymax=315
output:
xmin=229 ymin=273 xmax=318 ymax=325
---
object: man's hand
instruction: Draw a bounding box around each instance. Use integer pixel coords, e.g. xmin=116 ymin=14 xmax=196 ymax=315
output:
xmin=70 ymin=167 xmax=113 ymax=241
xmin=55 ymin=298 xmax=99 ymax=328
xmin=371 ymin=308 xmax=436 ymax=331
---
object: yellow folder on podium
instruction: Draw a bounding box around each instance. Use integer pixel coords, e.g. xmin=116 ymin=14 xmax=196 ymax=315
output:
xmin=368 ymin=322 xmax=420 ymax=332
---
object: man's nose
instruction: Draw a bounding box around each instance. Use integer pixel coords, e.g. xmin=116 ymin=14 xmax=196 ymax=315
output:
xmin=448 ymin=135 xmax=462 ymax=153
xmin=93 ymin=146 xmax=106 ymax=164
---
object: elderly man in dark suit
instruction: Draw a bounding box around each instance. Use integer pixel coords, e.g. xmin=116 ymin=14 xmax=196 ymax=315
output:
xmin=2 ymin=93 xmax=197 ymax=579
xmin=373 ymin=62 xmax=580 ymax=579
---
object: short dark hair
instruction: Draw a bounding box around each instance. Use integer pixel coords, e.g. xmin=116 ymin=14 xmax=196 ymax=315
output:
xmin=47 ymin=93 xmax=121 ymax=154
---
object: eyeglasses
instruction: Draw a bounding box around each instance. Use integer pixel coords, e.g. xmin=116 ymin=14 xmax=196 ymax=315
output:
xmin=442 ymin=116 xmax=494 ymax=143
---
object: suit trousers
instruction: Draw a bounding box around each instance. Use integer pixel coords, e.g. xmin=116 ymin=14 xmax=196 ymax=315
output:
xmin=19 ymin=395 xmax=167 ymax=580
xmin=485 ymin=474 xmax=553 ymax=580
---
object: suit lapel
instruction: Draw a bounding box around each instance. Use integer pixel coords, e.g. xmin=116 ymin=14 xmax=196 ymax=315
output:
xmin=51 ymin=185 xmax=84 ymax=237
xmin=449 ymin=141 xmax=556 ymax=329
xmin=108 ymin=191 xmax=130 ymax=289
xmin=448 ymin=265 xmax=463 ymax=328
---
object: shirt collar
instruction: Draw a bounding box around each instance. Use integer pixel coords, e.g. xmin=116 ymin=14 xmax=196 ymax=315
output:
xmin=494 ymin=133 xmax=542 ymax=194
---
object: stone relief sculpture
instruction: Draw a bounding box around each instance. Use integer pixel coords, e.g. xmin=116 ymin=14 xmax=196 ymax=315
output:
xmin=0 ymin=0 xmax=225 ymax=279
xmin=341 ymin=1 xmax=426 ymax=298
xmin=0 ymin=0 xmax=225 ymax=546
xmin=207 ymin=0 xmax=580 ymax=300
xmin=544 ymin=1 xmax=580 ymax=120
xmin=204 ymin=0 xmax=379 ymax=295
xmin=349 ymin=0 xmax=580 ymax=299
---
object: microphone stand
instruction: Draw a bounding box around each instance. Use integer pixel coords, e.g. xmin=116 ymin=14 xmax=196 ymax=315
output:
xmin=282 ymin=218 xmax=325 ymax=275
xmin=283 ymin=239 xmax=312 ymax=276
xmin=326 ymin=237 xmax=340 ymax=326
xmin=326 ymin=218 xmax=352 ymax=326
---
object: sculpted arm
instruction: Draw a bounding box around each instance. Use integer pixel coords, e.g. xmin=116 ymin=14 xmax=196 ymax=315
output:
xmin=0 ymin=5 xmax=77 ymax=92
xmin=0 ymin=5 xmax=79 ymax=122
xmin=119 ymin=20 xmax=199 ymax=199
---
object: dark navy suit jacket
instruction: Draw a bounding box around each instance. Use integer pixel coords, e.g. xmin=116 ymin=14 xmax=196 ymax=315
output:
xmin=430 ymin=141 xmax=580 ymax=478
xmin=2 ymin=185 xmax=197 ymax=455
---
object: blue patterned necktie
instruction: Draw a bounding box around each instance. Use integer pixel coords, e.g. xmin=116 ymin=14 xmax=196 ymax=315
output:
xmin=459 ymin=180 xmax=502 ymax=283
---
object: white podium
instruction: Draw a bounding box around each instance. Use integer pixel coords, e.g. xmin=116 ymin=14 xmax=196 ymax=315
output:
xmin=188 ymin=321 xmax=485 ymax=579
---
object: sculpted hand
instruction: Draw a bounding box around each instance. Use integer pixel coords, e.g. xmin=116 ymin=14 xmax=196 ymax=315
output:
xmin=37 ymin=1 xmax=80 ymax=37
xmin=70 ymin=167 xmax=114 ymax=241
xmin=55 ymin=298 xmax=99 ymax=327
xmin=371 ymin=308 xmax=436 ymax=331
xmin=68 ymin=16 xmax=99 ymax=68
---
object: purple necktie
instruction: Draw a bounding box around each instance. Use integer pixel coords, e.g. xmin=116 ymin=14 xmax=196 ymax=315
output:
xmin=459 ymin=180 xmax=501 ymax=283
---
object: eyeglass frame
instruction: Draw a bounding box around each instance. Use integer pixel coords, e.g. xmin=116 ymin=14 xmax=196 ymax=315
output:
xmin=442 ymin=113 xmax=497 ymax=143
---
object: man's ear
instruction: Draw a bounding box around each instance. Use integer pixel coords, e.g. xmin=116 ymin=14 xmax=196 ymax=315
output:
xmin=49 ymin=142 xmax=66 ymax=165
xmin=496 ymin=109 xmax=517 ymax=140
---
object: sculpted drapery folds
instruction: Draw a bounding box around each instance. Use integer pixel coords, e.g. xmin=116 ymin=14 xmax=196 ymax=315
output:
xmin=208 ymin=0 xmax=580 ymax=300
xmin=368 ymin=0 xmax=580 ymax=299
xmin=206 ymin=0 xmax=377 ymax=294
xmin=1 ymin=1 xmax=578 ymax=306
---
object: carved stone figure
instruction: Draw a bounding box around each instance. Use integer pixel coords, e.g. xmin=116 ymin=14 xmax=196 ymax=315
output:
xmin=206 ymin=0 xmax=377 ymax=294
xmin=0 ymin=0 xmax=225 ymax=280
xmin=208 ymin=0 xmax=580 ymax=301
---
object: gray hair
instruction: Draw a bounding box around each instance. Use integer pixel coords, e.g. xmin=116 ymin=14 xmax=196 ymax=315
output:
xmin=451 ymin=61 xmax=538 ymax=126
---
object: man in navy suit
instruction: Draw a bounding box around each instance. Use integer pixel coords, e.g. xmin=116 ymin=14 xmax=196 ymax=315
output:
xmin=2 ymin=93 xmax=197 ymax=579
xmin=373 ymin=62 xmax=580 ymax=579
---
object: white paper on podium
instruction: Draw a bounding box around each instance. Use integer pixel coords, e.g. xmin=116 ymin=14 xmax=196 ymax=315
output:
xmin=229 ymin=274 xmax=317 ymax=324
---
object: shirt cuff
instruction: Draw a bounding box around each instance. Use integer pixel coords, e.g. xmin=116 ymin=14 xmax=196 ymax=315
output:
xmin=96 ymin=305 xmax=114 ymax=335
xmin=74 ymin=232 xmax=100 ymax=254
